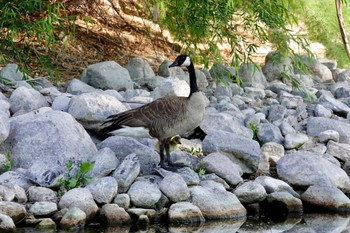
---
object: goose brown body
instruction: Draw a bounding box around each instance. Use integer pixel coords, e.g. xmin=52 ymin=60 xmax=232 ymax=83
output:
xmin=101 ymin=54 xmax=205 ymax=170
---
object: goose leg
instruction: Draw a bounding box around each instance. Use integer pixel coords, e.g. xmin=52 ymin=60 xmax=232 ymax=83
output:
xmin=165 ymin=142 xmax=186 ymax=169
xmin=159 ymin=143 xmax=167 ymax=169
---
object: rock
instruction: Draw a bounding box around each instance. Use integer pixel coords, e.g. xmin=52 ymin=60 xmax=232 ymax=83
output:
xmin=68 ymin=92 xmax=127 ymax=131
xmin=0 ymin=185 xmax=15 ymax=202
xmin=159 ymin=173 xmax=190 ymax=203
xmin=314 ymin=104 xmax=332 ymax=118
xmin=66 ymin=79 xmax=96 ymax=95
xmin=255 ymin=176 xmax=300 ymax=198
xmin=29 ymin=201 xmax=57 ymax=216
xmin=9 ymin=86 xmax=49 ymax=116
xmin=318 ymin=93 xmax=350 ymax=116
xmin=58 ymin=188 xmax=98 ymax=221
xmin=99 ymin=204 xmax=131 ymax=225
xmin=189 ymin=186 xmax=246 ymax=219
xmin=60 ymin=207 xmax=86 ymax=230
xmin=200 ymin=112 xmax=253 ymax=138
xmin=262 ymin=52 xmax=293 ymax=82
xmin=112 ymin=153 xmax=140 ymax=193
xmin=27 ymin=186 xmax=57 ymax=203
xmin=276 ymin=152 xmax=350 ymax=192
xmin=202 ymin=130 xmax=260 ymax=174
xmin=113 ymin=194 xmax=130 ymax=210
xmin=239 ymin=63 xmax=267 ymax=88
xmin=284 ymin=133 xmax=309 ymax=149
xmin=0 ymin=64 xmax=26 ymax=82
xmin=258 ymin=142 xmax=284 ymax=174
xmin=1 ymin=110 xmax=97 ymax=177
xmin=201 ymin=152 xmax=243 ymax=186
xmin=263 ymin=191 xmax=303 ymax=215
xmin=307 ymin=117 xmax=350 ymax=144
xmin=319 ymin=130 xmax=340 ymax=143
xmin=279 ymin=92 xmax=304 ymax=110
xmin=98 ymin=136 xmax=159 ymax=175
xmin=326 ymin=140 xmax=350 ymax=175
xmin=301 ymin=185 xmax=350 ymax=212
xmin=0 ymin=111 xmax=10 ymax=144
xmin=86 ymin=177 xmax=118 ymax=204
xmin=36 ymin=218 xmax=56 ymax=229
xmin=127 ymin=180 xmax=161 ymax=209
xmin=266 ymin=80 xmax=292 ymax=94
xmin=267 ymin=104 xmax=287 ymax=124
xmin=297 ymin=55 xmax=333 ymax=82
xmin=244 ymin=87 xmax=266 ymax=100
xmin=168 ymin=202 xmax=205 ymax=225
xmin=0 ymin=201 xmax=26 ymax=224
xmin=124 ymin=57 xmax=155 ymax=83
xmin=87 ymin=147 xmax=119 ymax=178
xmin=80 ymin=61 xmax=133 ymax=91
xmin=0 ymin=171 xmax=34 ymax=190
xmin=257 ymin=123 xmax=284 ymax=144
xmin=158 ymin=60 xmax=185 ymax=77
xmin=152 ymin=76 xmax=190 ymax=99
xmin=0 ymin=213 xmax=15 ymax=232
xmin=176 ymin=167 xmax=200 ymax=186
xmin=199 ymin=180 xmax=227 ymax=191
xmin=234 ymin=181 xmax=267 ymax=204
xmin=11 ymin=185 xmax=27 ymax=204
xmin=51 ymin=94 xmax=71 ymax=112
xmin=336 ymin=68 xmax=350 ymax=82
xmin=25 ymin=161 xmax=63 ymax=187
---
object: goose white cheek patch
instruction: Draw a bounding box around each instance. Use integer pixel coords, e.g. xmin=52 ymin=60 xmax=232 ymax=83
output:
xmin=181 ymin=56 xmax=191 ymax=67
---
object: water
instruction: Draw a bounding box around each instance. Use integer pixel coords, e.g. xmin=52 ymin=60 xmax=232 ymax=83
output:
xmin=13 ymin=213 xmax=350 ymax=233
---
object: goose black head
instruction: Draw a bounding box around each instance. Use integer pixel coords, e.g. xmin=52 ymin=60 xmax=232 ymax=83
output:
xmin=169 ymin=54 xmax=192 ymax=68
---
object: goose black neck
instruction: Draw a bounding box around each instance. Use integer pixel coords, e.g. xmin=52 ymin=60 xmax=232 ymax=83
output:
xmin=187 ymin=62 xmax=198 ymax=97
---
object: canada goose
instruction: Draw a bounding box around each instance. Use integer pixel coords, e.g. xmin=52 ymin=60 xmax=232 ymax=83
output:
xmin=101 ymin=54 xmax=206 ymax=170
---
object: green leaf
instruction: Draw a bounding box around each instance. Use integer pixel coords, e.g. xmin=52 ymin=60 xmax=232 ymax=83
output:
xmin=80 ymin=161 xmax=95 ymax=174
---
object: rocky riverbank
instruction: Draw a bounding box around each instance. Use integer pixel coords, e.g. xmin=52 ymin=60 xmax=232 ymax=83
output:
xmin=0 ymin=52 xmax=350 ymax=231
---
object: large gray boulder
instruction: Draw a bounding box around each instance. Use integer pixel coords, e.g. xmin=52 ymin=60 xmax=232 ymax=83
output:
xmin=66 ymin=79 xmax=96 ymax=95
xmin=0 ymin=101 xmax=10 ymax=144
xmin=9 ymin=86 xmax=49 ymax=116
xmin=203 ymin=130 xmax=260 ymax=174
xmin=262 ymin=52 xmax=293 ymax=82
xmin=0 ymin=63 xmax=25 ymax=82
xmin=124 ymin=57 xmax=155 ymax=83
xmin=68 ymin=92 xmax=127 ymax=131
xmin=239 ymin=63 xmax=267 ymax=89
xmin=80 ymin=61 xmax=133 ymax=91
xmin=86 ymin=177 xmax=118 ymax=204
xmin=0 ymin=201 xmax=26 ymax=224
xmin=159 ymin=173 xmax=190 ymax=203
xmin=0 ymin=110 xmax=97 ymax=185
xmin=277 ymin=152 xmax=350 ymax=193
xmin=168 ymin=202 xmax=205 ymax=225
xmin=127 ymin=180 xmax=162 ymax=208
xmin=152 ymin=76 xmax=190 ymax=99
xmin=112 ymin=153 xmax=140 ymax=193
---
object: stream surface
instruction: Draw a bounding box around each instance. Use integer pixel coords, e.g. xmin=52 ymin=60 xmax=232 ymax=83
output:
xmin=13 ymin=213 xmax=350 ymax=233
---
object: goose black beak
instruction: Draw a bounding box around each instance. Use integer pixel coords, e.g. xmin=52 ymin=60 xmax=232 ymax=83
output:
xmin=169 ymin=62 xmax=178 ymax=68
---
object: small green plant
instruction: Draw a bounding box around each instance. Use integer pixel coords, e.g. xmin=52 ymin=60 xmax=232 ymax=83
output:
xmin=187 ymin=147 xmax=203 ymax=157
xmin=249 ymin=121 xmax=265 ymax=147
xmin=2 ymin=152 xmax=14 ymax=172
xmin=198 ymin=167 xmax=206 ymax=176
xmin=58 ymin=160 xmax=95 ymax=192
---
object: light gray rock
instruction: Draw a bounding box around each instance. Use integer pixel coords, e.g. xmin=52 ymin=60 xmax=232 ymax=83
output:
xmin=0 ymin=185 xmax=14 ymax=202
xmin=203 ymin=130 xmax=260 ymax=174
xmin=80 ymin=61 xmax=133 ymax=91
xmin=0 ymin=201 xmax=26 ymax=224
xmin=152 ymin=76 xmax=190 ymax=99
xmin=87 ymin=147 xmax=118 ymax=178
xmin=51 ymin=94 xmax=71 ymax=112
xmin=11 ymin=185 xmax=27 ymax=204
xmin=266 ymin=80 xmax=292 ymax=94
xmin=58 ymin=188 xmax=98 ymax=221
xmin=314 ymin=104 xmax=332 ymax=118
xmin=0 ymin=64 xmax=26 ymax=82
xmin=279 ymin=92 xmax=304 ymax=109
xmin=301 ymin=185 xmax=350 ymax=212
xmin=176 ymin=167 xmax=200 ymax=186
xmin=255 ymin=176 xmax=300 ymax=198
xmin=334 ymin=86 xmax=350 ymax=98
xmin=143 ymin=76 xmax=165 ymax=91
xmin=199 ymin=180 xmax=227 ymax=192
xmin=284 ymin=133 xmax=309 ymax=149
xmin=98 ymin=136 xmax=159 ymax=175
xmin=234 ymin=181 xmax=267 ymax=204
xmin=336 ymin=68 xmax=350 ymax=82
xmin=60 ymin=207 xmax=86 ymax=230
xmin=113 ymin=194 xmax=130 ymax=209
xmin=307 ymin=117 xmax=350 ymax=144
xmin=25 ymin=161 xmax=63 ymax=187
xmin=262 ymin=52 xmax=293 ymax=82
xmin=297 ymin=56 xmax=333 ymax=82
xmin=276 ymin=152 xmax=350 ymax=192
xmin=9 ymin=86 xmax=49 ymax=116
xmin=66 ymin=78 xmax=96 ymax=95
xmin=267 ymin=104 xmax=287 ymax=124
xmin=318 ymin=93 xmax=350 ymax=116
xmin=0 ymin=111 xmax=10 ymax=144
xmin=257 ymin=123 xmax=284 ymax=145
xmin=158 ymin=60 xmax=185 ymax=77
xmin=209 ymin=62 xmax=235 ymax=84
xmin=201 ymin=152 xmax=243 ymax=186
xmin=244 ymin=87 xmax=265 ymax=100
xmin=112 ymin=153 xmax=140 ymax=193
xmin=125 ymin=57 xmax=155 ymax=83
xmin=189 ymin=186 xmax=246 ymax=219
xmin=239 ymin=63 xmax=267 ymax=89
xmin=264 ymin=191 xmax=303 ymax=215
xmin=258 ymin=142 xmax=285 ymax=174
xmin=128 ymin=180 xmax=161 ymax=208
xmin=214 ymin=83 xmax=233 ymax=98
xmin=159 ymin=173 xmax=190 ymax=202
xmin=0 ymin=213 xmax=15 ymax=232
xmin=168 ymin=202 xmax=205 ymax=225
xmin=99 ymin=204 xmax=131 ymax=225
xmin=0 ymin=171 xmax=34 ymax=190
xmin=27 ymin=186 xmax=57 ymax=203
xmin=68 ymin=92 xmax=127 ymax=131
xmin=279 ymin=121 xmax=296 ymax=136
xmin=29 ymin=201 xmax=57 ymax=216
xmin=326 ymin=140 xmax=350 ymax=175
xmin=319 ymin=130 xmax=340 ymax=143
xmin=86 ymin=177 xmax=118 ymax=204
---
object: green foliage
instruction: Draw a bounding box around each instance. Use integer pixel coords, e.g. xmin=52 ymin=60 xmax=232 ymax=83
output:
xmin=0 ymin=0 xmax=74 ymax=80
xmin=249 ymin=121 xmax=265 ymax=147
xmin=58 ymin=160 xmax=95 ymax=192
xmin=187 ymin=147 xmax=203 ymax=156
xmin=198 ymin=167 xmax=206 ymax=176
xmin=2 ymin=152 xmax=14 ymax=172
